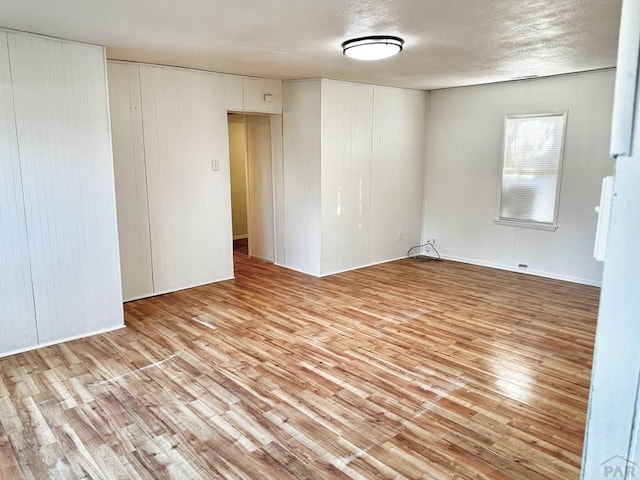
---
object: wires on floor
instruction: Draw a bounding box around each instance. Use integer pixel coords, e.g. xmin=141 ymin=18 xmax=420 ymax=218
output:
xmin=407 ymin=242 xmax=441 ymax=262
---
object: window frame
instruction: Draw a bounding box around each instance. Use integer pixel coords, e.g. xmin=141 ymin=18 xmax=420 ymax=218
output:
xmin=494 ymin=110 xmax=568 ymax=231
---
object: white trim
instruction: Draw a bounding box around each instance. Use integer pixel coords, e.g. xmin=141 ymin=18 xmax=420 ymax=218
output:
xmin=251 ymin=254 xmax=275 ymax=263
xmin=320 ymin=255 xmax=409 ymax=277
xmin=494 ymin=219 xmax=558 ymax=231
xmin=0 ymin=27 xmax=105 ymax=49
xmin=0 ymin=324 xmax=126 ymax=359
xmin=108 ymin=59 xmax=244 ymax=80
xmin=123 ymin=276 xmax=235 ymax=302
xmin=428 ymin=68 xmax=616 ymax=93
xmin=102 ymin=47 xmax=125 ymax=308
xmin=274 ymin=262 xmax=321 ymax=277
xmin=496 ymin=110 xmax=568 ymax=231
xmin=439 ymin=254 xmax=602 ymax=287
xmin=233 ymin=234 xmax=248 ymax=240
xmin=609 ymin=0 xmax=640 ymax=157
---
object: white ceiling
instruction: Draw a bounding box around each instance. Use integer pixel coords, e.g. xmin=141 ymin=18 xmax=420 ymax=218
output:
xmin=0 ymin=0 xmax=622 ymax=90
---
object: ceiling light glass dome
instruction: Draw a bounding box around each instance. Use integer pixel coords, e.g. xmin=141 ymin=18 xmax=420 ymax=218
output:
xmin=342 ymin=36 xmax=404 ymax=61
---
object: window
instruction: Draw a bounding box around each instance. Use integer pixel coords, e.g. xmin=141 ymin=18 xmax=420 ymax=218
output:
xmin=496 ymin=112 xmax=567 ymax=230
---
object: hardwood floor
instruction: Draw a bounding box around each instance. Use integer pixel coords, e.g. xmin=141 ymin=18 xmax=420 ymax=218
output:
xmin=232 ymin=238 xmax=248 ymax=256
xmin=0 ymin=253 xmax=600 ymax=479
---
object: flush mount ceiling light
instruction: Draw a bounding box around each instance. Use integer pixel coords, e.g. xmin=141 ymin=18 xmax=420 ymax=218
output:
xmin=342 ymin=35 xmax=404 ymax=61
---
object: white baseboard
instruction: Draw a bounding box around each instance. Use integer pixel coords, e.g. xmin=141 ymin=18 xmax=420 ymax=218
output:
xmin=0 ymin=324 xmax=126 ymax=359
xmin=440 ymin=254 xmax=602 ymax=287
xmin=275 ymin=255 xmax=409 ymax=278
xmin=250 ymin=254 xmax=275 ymax=263
xmin=123 ymin=276 xmax=235 ymax=302
xmin=320 ymin=255 xmax=409 ymax=277
xmin=274 ymin=262 xmax=321 ymax=277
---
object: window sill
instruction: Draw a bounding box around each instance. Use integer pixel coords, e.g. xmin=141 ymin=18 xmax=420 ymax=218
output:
xmin=494 ymin=219 xmax=558 ymax=232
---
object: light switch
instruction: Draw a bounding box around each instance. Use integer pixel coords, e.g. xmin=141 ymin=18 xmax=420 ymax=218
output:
xmin=263 ymin=93 xmax=274 ymax=103
xmin=212 ymin=159 xmax=220 ymax=171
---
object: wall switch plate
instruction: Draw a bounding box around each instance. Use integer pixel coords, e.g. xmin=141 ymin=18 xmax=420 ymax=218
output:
xmin=212 ymin=159 xmax=220 ymax=171
xmin=397 ymin=231 xmax=403 ymax=241
xmin=264 ymin=93 xmax=274 ymax=102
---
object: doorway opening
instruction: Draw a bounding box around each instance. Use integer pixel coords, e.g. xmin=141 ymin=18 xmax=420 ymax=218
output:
xmin=227 ymin=113 xmax=275 ymax=264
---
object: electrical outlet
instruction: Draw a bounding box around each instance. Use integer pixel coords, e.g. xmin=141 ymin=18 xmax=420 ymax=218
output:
xmin=397 ymin=231 xmax=403 ymax=241
xmin=212 ymin=159 xmax=220 ymax=171
xmin=427 ymin=238 xmax=436 ymax=244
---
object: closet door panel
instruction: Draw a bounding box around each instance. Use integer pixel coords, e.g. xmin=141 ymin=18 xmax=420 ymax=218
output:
xmin=0 ymin=32 xmax=38 ymax=354
xmin=370 ymin=87 xmax=426 ymax=262
xmin=8 ymin=33 xmax=123 ymax=343
xmin=246 ymin=114 xmax=275 ymax=262
xmin=320 ymin=79 xmax=374 ymax=275
xmin=140 ymin=66 xmax=233 ymax=293
xmin=107 ymin=62 xmax=153 ymax=301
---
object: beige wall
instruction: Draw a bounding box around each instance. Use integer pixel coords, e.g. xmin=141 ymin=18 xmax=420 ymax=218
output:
xmin=228 ymin=117 xmax=248 ymax=239
xmin=422 ymin=69 xmax=615 ymax=285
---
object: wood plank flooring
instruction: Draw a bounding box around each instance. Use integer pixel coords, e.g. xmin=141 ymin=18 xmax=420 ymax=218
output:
xmin=0 ymin=253 xmax=600 ymax=479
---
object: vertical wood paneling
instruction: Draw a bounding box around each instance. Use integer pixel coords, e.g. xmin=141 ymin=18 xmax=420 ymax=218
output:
xmin=370 ymin=86 xmax=427 ymax=262
xmin=107 ymin=62 xmax=153 ymax=301
xmin=243 ymin=77 xmax=283 ymax=114
xmin=7 ymin=32 xmax=123 ymax=343
xmin=320 ymin=79 xmax=374 ymax=275
xmin=282 ymin=80 xmax=321 ymax=275
xmin=246 ymin=114 xmax=275 ymax=262
xmin=282 ymin=79 xmax=428 ymax=277
xmin=220 ymin=73 xmax=243 ymax=111
xmin=0 ymin=32 xmax=38 ymax=353
xmin=140 ymin=66 xmax=233 ymax=293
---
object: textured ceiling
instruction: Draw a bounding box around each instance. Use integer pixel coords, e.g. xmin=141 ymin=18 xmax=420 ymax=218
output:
xmin=0 ymin=0 xmax=622 ymax=90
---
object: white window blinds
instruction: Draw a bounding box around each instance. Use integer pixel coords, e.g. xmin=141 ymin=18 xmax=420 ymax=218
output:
xmin=498 ymin=112 xmax=567 ymax=229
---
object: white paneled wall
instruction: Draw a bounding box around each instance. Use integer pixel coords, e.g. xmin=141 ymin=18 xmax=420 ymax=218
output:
xmin=109 ymin=62 xmax=283 ymax=300
xmin=8 ymin=33 xmax=123 ymax=343
xmin=246 ymin=114 xmax=275 ymax=262
xmin=321 ymin=80 xmax=374 ymax=274
xmin=282 ymin=79 xmax=427 ymax=277
xmin=320 ymin=80 xmax=427 ymax=275
xmin=423 ymin=70 xmax=615 ymax=285
xmin=0 ymin=30 xmax=123 ymax=356
xmin=108 ymin=63 xmax=153 ymax=300
xmin=0 ymin=32 xmax=38 ymax=353
xmin=221 ymin=74 xmax=244 ymax=111
xmin=282 ymin=80 xmax=322 ymax=276
xmin=140 ymin=65 xmax=233 ymax=293
xmin=243 ymin=77 xmax=282 ymax=114
xmin=370 ymin=86 xmax=427 ymax=263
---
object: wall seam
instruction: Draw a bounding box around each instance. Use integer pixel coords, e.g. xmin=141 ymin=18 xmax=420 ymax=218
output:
xmin=6 ymin=32 xmax=40 ymax=344
xmin=137 ymin=65 xmax=156 ymax=293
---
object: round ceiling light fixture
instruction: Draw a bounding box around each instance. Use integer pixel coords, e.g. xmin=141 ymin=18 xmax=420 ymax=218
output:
xmin=342 ymin=35 xmax=404 ymax=61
